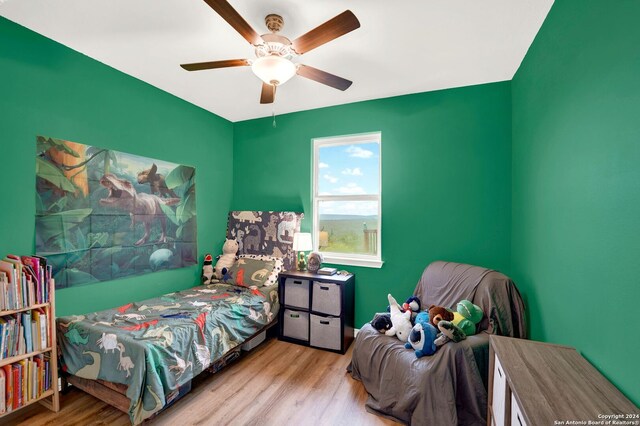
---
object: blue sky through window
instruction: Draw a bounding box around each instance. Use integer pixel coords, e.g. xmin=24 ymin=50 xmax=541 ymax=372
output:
xmin=318 ymin=141 xmax=379 ymax=196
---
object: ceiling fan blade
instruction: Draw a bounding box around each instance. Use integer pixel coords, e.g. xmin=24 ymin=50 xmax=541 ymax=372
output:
xmin=180 ymin=59 xmax=250 ymax=71
xmin=292 ymin=10 xmax=360 ymax=55
xmin=260 ymin=82 xmax=276 ymax=104
xmin=202 ymin=0 xmax=262 ymax=45
xmin=297 ymin=65 xmax=352 ymax=91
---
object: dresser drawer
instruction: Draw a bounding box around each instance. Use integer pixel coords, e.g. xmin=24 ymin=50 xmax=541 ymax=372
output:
xmin=283 ymin=278 xmax=310 ymax=309
xmin=492 ymin=355 xmax=508 ymax=426
xmin=309 ymin=314 xmax=341 ymax=351
xmin=282 ymin=309 xmax=309 ymax=341
xmin=311 ymin=281 xmax=341 ymax=316
xmin=511 ymin=394 xmax=527 ymax=426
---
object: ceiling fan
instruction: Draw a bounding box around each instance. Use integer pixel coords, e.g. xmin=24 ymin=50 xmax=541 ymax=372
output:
xmin=180 ymin=0 xmax=361 ymax=104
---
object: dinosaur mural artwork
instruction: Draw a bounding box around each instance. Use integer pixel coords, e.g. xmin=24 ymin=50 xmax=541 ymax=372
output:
xmin=35 ymin=136 xmax=197 ymax=289
xmin=99 ymin=174 xmax=180 ymax=246
xmin=137 ymin=163 xmax=178 ymax=198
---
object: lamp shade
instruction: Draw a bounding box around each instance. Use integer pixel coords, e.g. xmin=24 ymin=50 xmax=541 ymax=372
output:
xmin=251 ymin=55 xmax=296 ymax=86
xmin=292 ymin=232 xmax=313 ymax=251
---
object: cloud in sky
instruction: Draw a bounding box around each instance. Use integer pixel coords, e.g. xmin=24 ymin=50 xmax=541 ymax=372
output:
xmin=346 ymin=145 xmax=374 ymax=159
xmin=323 ymin=174 xmax=339 ymax=184
xmin=319 ymin=162 xmax=329 ymax=169
xmin=342 ymin=167 xmax=363 ymax=176
xmin=337 ymin=182 xmax=366 ymax=195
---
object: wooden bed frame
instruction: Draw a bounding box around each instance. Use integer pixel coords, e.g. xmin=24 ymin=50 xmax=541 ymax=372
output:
xmin=62 ymin=321 xmax=277 ymax=418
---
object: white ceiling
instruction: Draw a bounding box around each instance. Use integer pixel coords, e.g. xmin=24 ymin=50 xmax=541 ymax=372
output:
xmin=1 ymin=0 xmax=553 ymax=122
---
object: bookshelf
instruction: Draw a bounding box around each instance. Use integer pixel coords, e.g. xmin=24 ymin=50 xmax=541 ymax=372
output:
xmin=0 ymin=255 xmax=60 ymax=417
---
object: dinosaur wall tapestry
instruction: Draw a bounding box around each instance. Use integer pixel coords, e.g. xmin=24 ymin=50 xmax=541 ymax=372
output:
xmin=35 ymin=136 xmax=197 ymax=289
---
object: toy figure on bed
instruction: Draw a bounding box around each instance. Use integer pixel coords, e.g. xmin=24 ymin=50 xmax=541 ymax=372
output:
xmin=213 ymin=239 xmax=239 ymax=279
xmin=202 ymin=254 xmax=214 ymax=284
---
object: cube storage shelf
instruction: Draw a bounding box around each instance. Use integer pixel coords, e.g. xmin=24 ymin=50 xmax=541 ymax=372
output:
xmin=278 ymin=270 xmax=354 ymax=354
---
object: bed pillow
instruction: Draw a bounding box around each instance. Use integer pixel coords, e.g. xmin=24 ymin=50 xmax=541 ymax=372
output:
xmin=226 ymin=254 xmax=283 ymax=287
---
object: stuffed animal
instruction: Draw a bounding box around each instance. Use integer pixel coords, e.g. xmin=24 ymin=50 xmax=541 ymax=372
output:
xmin=370 ymin=313 xmax=393 ymax=333
xmin=428 ymin=305 xmax=454 ymax=328
xmin=386 ymin=296 xmax=421 ymax=322
xmin=402 ymin=296 xmax=421 ymax=322
xmin=385 ymin=294 xmax=413 ymax=342
xmin=436 ymin=322 xmax=467 ymax=344
xmin=453 ymin=300 xmax=483 ymax=335
xmin=213 ymin=239 xmax=239 ymax=279
xmin=437 ymin=300 xmax=483 ymax=343
xmin=414 ymin=311 xmax=430 ymax=328
xmin=405 ymin=322 xmax=438 ymax=358
xmin=202 ymin=253 xmax=214 ymax=284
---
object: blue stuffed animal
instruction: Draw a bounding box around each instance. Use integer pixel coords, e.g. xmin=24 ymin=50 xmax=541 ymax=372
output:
xmin=405 ymin=321 xmax=438 ymax=358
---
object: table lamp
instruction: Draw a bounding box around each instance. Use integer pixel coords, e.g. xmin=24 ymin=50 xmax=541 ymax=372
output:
xmin=292 ymin=232 xmax=313 ymax=271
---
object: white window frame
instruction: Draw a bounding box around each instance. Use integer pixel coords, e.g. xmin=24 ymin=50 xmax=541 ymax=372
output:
xmin=312 ymin=132 xmax=383 ymax=268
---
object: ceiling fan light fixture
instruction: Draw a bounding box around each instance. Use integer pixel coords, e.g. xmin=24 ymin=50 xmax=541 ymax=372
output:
xmin=251 ymin=55 xmax=296 ymax=86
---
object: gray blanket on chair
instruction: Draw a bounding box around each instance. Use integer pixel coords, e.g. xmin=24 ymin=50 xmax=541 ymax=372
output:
xmin=348 ymin=261 xmax=527 ymax=425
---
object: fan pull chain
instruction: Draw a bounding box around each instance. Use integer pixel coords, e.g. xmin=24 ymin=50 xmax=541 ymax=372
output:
xmin=272 ymin=110 xmax=277 ymax=128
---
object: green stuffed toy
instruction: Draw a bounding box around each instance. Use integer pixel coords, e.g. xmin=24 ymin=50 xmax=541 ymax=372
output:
xmin=437 ymin=300 xmax=483 ymax=343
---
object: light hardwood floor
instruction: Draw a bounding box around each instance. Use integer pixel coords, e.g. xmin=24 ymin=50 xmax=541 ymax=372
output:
xmin=3 ymin=337 xmax=396 ymax=426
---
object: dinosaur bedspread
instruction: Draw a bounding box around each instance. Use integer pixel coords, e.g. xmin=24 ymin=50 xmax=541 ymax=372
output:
xmin=56 ymin=282 xmax=279 ymax=424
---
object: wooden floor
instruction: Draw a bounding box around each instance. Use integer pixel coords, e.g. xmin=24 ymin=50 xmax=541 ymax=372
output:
xmin=2 ymin=337 xmax=397 ymax=426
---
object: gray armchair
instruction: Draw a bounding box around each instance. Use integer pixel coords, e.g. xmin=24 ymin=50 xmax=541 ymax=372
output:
xmin=348 ymin=261 xmax=527 ymax=425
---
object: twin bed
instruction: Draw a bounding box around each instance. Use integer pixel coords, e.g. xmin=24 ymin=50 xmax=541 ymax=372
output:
xmin=57 ymin=281 xmax=278 ymax=424
xmin=55 ymin=211 xmax=302 ymax=424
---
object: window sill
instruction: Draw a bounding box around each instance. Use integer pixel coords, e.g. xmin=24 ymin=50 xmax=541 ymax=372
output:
xmin=321 ymin=255 xmax=384 ymax=269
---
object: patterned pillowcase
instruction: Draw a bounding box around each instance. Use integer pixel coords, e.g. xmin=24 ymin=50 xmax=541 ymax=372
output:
xmin=226 ymin=255 xmax=283 ymax=287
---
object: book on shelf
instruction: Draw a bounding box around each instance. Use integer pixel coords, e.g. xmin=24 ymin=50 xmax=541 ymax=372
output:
xmin=0 ymin=353 xmax=51 ymax=414
xmin=0 ymin=253 xmax=56 ymax=416
xmin=0 ymin=255 xmax=51 ymax=312
xmin=317 ymin=267 xmax=337 ymax=275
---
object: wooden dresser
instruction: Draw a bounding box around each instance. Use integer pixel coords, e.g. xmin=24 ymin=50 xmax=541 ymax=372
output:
xmin=488 ymin=335 xmax=639 ymax=426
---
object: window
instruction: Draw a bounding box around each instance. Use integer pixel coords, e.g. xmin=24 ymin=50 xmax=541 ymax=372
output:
xmin=312 ymin=132 xmax=382 ymax=268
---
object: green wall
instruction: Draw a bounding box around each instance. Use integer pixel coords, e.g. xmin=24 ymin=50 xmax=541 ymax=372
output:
xmin=4 ymin=0 xmax=637 ymax=406
xmin=233 ymin=82 xmax=513 ymax=327
xmin=0 ymin=17 xmax=233 ymax=316
xmin=511 ymin=0 xmax=640 ymax=404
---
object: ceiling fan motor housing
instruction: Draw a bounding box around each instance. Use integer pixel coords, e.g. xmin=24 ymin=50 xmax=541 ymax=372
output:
xmin=255 ymin=33 xmax=295 ymax=60
xmin=265 ymin=14 xmax=284 ymax=33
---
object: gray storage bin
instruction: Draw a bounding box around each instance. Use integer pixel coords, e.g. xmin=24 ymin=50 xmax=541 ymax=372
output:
xmin=312 ymin=281 xmax=341 ymax=316
xmin=282 ymin=309 xmax=309 ymax=341
xmin=310 ymin=314 xmax=341 ymax=351
xmin=283 ymin=278 xmax=310 ymax=309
